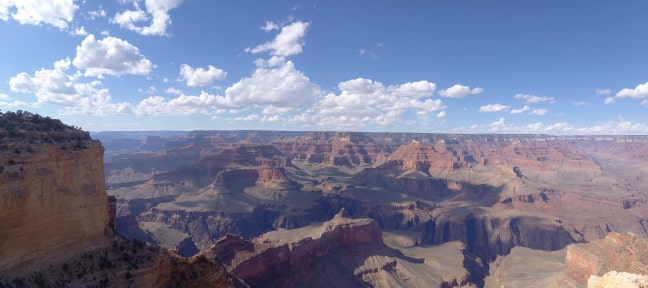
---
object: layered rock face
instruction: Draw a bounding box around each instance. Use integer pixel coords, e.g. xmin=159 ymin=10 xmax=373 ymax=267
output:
xmin=559 ymin=232 xmax=648 ymax=287
xmin=0 ymin=140 xmax=110 ymax=271
xmin=209 ymin=211 xmax=474 ymax=288
xmin=104 ymin=131 xmax=648 ymax=285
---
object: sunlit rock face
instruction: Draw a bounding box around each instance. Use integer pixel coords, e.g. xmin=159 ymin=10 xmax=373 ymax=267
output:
xmin=0 ymin=140 xmax=109 ymax=271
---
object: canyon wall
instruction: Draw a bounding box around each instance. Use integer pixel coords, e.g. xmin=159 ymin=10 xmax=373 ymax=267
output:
xmin=0 ymin=140 xmax=110 ymax=271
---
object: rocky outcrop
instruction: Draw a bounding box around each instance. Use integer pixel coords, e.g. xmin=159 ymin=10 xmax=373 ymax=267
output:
xmin=558 ymin=232 xmax=648 ymax=287
xmin=485 ymin=233 xmax=648 ymax=288
xmin=0 ymin=237 xmax=246 ymax=288
xmin=588 ymin=271 xmax=648 ymax=288
xmin=0 ymin=140 xmax=110 ymax=271
xmin=210 ymin=211 xmax=383 ymax=287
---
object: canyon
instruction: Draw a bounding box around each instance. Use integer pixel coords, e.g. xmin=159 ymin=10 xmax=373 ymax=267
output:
xmin=99 ymin=130 xmax=648 ymax=287
xmin=2 ymin=117 xmax=648 ymax=287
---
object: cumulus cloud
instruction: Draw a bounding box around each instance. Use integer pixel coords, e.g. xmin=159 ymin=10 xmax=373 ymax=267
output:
xmin=615 ymin=81 xmax=648 ymax=98
xmin=134 ymin=91 xmax=218 ymax=116
xmin=72 ymin=34 xmax=153 ymax=78
xmin=179 ymin=64 xmax=227 ymax=87
xmin=297 ymin=78 xmax=445 ymax=129
xmin=8 ymin=59 xmax=131 ymax=115
xmin=216 ymin=59 xmax=321 ymax=114
xmin=576 ymin=118 xmax=648 ymax=134
xmin=490 ymin=117 xmax=510 ymax=132
xmin=233 ymin=114 xmax=281 ymax=122
xmin=479 ymin=104 xmax=510 ymax=112
xmin=165 ymin=87 xmax=182 ymax=95
xmin=513 ymin=93 xmax=555 ymax=104
xmin=596 ymin=89 xmax=611 ymax=95
xmin=73 ymin=26 xmax=88 ymax=36
xmin=642 ymin=100 xmax=648 ymax=108
xmin=604 ymin=97 xmax=615 ymax=104
xmin=530 ymin=108 xmax=547 ymax=116
xmin=261 ymin=21 xmax=279 ymax=31
xmin=436 ymin=111 xmax=446 ymax=118
xmin=510 ymin=105 xmax=530 ymax=114
xmin=112 ymin=0 xmax=182 ymax=36
xmin=246 ymin=21 xmax=310 ymax=57
xmin=389 ymin=81 xmax=436 ymax=98
xmin=0 ymin=0 xmax=78 ymax=29
xmin=0 ymin=93 xmax=29 ymax=108
xmin=438 ymin=84 xmax=484 ymax=98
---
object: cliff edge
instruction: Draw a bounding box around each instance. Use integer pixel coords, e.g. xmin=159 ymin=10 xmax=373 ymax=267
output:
xmin=0 ymin=111 xmax=109 ymax=271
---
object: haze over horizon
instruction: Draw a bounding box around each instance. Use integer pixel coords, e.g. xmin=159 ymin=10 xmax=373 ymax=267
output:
xmin=1 ymin=1 xmax=648 ymax=134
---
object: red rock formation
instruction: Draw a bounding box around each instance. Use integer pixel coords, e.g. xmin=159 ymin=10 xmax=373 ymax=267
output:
xmin=209 ymin=211 xmax=383 ymax=287
xmin=0 ymin=141 xmax=110 ymax=271
xmin=560 ymin=232 xmax=648 ymax=286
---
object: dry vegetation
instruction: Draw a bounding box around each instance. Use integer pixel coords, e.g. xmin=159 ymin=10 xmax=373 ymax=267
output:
xmin=0 ymin=110 xmax=90 ymax=150
xmin=0 ymin=237 xmax=159 ymax=288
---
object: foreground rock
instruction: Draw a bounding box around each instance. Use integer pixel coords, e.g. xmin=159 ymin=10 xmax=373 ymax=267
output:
xmin=485 ymin=232 xmax=648 ymax=288
xmin=588 ymin=271 xmax=648 ymax=288
xmin=208 ymin=210 xmax=476 ymax=288
xmin=0 ymin=111 xmax=243 ymax=287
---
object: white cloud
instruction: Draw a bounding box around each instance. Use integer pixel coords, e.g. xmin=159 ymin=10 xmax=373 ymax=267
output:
xmin=165 ymin=87 xmax=182 ymax=95
xmin=298 ymin=77 xmax=445 ymax=128
xmin=246 ymin=21 xmax=310 ymax=57
xmin=642 ymin=100 xmax=648 ymax=108
xmin=72 ymin=26 xmax=88 ymax=36
xmin=604 ymin=97 xmax=615 ymax=104
xmin=436 ymin=111 xmax=446 ymax=118
xmin=576 ymin=118 xmax=648 ymax=134
xmin=479 ymin=104 xmax=510 ymax=112
xmin=217 ymin=59 xmax=321 ymax=113
xmin=615 ymin=81 xmax=648 ymax=98
xmin=179 ymin=64 xmax=227 ymax=87
xmin=0 ymin=0 xmax=78 ymax=29
xmin=544 ymin=122 xmax=574 ymax=132
xmin=233 ymin=114 xmax=281 ymax=122
xmin=438 ymin=84 xmax=484 ymax=98
xmin=530 ymin=108 xmax=547 ymax=116
xmin=490 ymin=117 xmax=510 ymax=132
xmin=86 ymin=8 xmax=107 ymax=20
xmin=112 ymin=0 xmax=182 ymax=36
xmin=0 ymin=93 xmax=28 ymax=108
xmin=389 ymin=81 xmax=436 ymax=98
xmin=72 ymin=35 xmax=153 ymax=78
xmin=510 ymin=105 xmax=530 ymax=114
xmin=261 ymin=21 xmax=279 ymax=31
xmin=134 ymin=91 xmax=218 ymax=116
xmin=596 ymin=89 xmax=611 ymax=95
xmin=572 ymin=101 xmax=589 ymax=106
xmin=8 ymin=59 xmax=131 ymax=115
xmin=513 ymin=93 xmax=555 ymax=104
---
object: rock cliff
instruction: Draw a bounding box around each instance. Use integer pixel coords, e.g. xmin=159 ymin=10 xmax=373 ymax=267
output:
xmin=0 ymin=140 xmax=110 ymax=271
xmin=0 ymin=112 xmax=243 ymax=287
xmin=558 ymin=232 xmax=648 ymax=287
xmin=485 ymin=232 xmax=648 ymax=288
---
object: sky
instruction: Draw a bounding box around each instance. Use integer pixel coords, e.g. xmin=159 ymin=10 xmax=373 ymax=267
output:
xmin=1 ymin=0 xmax=648 ymax=134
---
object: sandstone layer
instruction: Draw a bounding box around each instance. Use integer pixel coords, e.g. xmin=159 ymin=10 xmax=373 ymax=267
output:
xmin=0 ymin=140 xmax=109 ymax=271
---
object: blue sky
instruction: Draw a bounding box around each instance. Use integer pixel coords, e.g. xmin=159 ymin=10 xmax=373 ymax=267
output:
xmin=1 ymin=0 xmax=648 ymax=134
